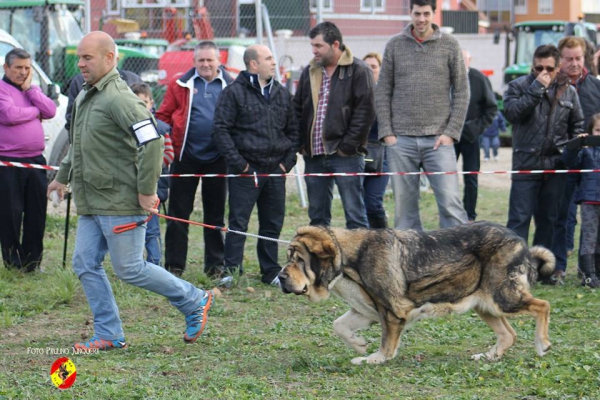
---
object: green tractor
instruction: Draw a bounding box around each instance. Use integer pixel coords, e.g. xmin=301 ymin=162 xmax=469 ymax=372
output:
xmin=501 ymin=20 xmax=598 ymax=85
xmin=0 ymin=0 xmax=159 ymax=91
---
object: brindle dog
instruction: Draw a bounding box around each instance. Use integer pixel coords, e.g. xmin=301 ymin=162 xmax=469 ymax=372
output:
xmin=278 ymin=221 xmax=554 ymax=365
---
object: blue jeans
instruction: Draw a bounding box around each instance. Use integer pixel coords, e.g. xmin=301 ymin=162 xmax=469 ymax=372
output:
xmin=387 ymin=136 xmax=467 ymax=230
xmin=304 ymin=153 xmax=368 ymax=229
xmin=481 ymin=135 xmax=500 ymax=159
xmin=363 ymin=157 xmax=389 ymax=220
xmin=73 ymin=215 xmax=203 ymax=341
xmin=145 ymin=215 xmax=162 ymax=266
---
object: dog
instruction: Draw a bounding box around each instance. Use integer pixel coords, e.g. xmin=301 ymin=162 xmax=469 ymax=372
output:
xmin=278 ymin=221 xmax=555 ymax=365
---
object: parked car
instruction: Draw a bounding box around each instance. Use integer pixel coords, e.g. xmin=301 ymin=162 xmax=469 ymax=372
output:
xmin=0 ymin=28 xmax=67 ymax=178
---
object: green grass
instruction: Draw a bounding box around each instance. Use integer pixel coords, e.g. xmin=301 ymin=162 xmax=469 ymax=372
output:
xmin=1 ymin=188 xmax=599 ymax=399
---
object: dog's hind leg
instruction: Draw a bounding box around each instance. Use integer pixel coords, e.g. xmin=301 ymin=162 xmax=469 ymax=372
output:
xmin=351 ymin=310 xmax=405 ymax=365
xmin=333 ymin=309 xmax=376 ymax=355
xmin=472 ymin=311 xmax=516 ymax=361
xmin=524 ymin=297 xmax=551 ymax=356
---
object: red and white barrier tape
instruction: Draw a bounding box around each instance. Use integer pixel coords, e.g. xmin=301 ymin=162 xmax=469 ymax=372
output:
xmin=2 ymin=160 xmax=600 ymax=177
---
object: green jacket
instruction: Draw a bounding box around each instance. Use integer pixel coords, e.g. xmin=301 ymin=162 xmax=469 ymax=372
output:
xmin=56 ymin=68 xmax=163 ymax=215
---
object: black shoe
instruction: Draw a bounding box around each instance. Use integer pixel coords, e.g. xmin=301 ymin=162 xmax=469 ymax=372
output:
xmin=579 ymin=255 xmax=600 ymax=288
xmin=166 ymin=266 xmax=184 ymax=277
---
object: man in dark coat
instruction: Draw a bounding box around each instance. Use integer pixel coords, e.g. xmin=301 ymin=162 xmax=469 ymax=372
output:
xmin=213 ymin=44 xmax=301 ymax=285
xmin=454 ymin=50 xmax=497 ymax=222
xmin=504 ymin=44 xmax=584 ymax=253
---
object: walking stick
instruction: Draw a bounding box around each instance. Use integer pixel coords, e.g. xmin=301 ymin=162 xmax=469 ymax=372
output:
xmin=62 ymin=191 xmax=71 ymax=268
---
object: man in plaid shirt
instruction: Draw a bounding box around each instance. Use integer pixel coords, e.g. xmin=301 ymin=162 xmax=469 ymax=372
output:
xmin=294 ymin=22 xmax=375 ymax=229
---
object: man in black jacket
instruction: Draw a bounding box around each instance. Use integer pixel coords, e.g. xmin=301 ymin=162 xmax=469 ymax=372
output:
xmin=504 ymin=44 xmax=584 ymax=252
xmin=294 ymin=22 xmax=375 ymax=229
xmin=550 ymin=36 xmax=600 ymax=284
xmin=454 ymin=50 xmax=497 ymax=222
xmin=213 ymin=44 xmax=300 ymax=285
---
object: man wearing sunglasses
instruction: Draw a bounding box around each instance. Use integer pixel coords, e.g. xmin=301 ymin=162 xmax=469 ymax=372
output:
xmin=504 ymin=44 xmax=584 ymax=261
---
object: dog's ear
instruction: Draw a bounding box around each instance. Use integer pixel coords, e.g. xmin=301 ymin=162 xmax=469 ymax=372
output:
xmin=295 ymin=227 xmax=340 ymax=266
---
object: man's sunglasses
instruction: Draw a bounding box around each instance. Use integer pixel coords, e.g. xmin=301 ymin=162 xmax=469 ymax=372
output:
xmin=533 ymin=65 xmax=556 ymax=72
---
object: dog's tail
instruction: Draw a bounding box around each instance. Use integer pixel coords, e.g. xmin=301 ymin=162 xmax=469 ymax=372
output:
xmin=529 ymin=246 xmax=555 ymax=279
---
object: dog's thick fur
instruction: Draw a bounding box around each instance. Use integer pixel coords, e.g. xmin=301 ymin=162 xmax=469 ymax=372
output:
xmin=278 ymin=221 xmax=555 ymax=365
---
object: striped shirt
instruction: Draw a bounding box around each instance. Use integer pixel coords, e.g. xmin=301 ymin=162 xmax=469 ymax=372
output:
xmin=312 ymin=68 xmax=330 ymax=156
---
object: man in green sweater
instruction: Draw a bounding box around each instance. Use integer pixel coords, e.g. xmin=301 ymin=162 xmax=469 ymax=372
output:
xmin=47 ymin=31 xmax=213 ymax=352
xmin=375 ymin=0 xmax=469 ymax=230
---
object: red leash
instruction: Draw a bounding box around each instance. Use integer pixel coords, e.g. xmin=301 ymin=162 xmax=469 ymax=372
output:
xmin=112 ymin=200 xmax=227 ymax=234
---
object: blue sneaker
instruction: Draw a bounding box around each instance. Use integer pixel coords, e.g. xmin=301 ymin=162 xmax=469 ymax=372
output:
xmin=73 ymin=336 xmax=127 ymax=353
xmin=183 ymin=290 xmax=213 ymax=343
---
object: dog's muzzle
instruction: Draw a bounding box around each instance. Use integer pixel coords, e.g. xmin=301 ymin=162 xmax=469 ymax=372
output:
xmin=278 ymin=271 xmax=308 ymax=295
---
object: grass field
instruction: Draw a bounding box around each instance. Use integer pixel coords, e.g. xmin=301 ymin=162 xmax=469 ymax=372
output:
xmin=1 ymin=186 xmax=599 ymax=399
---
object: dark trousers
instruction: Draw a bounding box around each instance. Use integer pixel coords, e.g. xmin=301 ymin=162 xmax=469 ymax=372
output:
xmin=0 ymin=155 xmax=47 ymax=271
xmin=507 ymin=175 xmax=567 ymax=249
xmin=551 ymin=175 xmax=578 ymax=272
xmin=224 ymin=165 xmax=286 ymax=284
xmin=455 ymin=139 xmax=480 ymax=221
xmin=164 ymin=155 xmax=227 ymax=275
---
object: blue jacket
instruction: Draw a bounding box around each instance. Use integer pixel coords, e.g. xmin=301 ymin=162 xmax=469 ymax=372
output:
xmin=482 ymin=111 xmax=506 ymax=138
xmin=568 ymin=146 xmax=600 ymax=203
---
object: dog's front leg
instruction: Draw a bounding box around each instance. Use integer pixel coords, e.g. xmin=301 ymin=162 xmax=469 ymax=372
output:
xmin=351 ymin=311 xmax=405 ymax=365
xmin=333 ymin=309 xmax=376 ymax=354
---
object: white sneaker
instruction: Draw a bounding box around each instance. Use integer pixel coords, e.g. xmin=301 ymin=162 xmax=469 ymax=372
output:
xmin=483 ymin=158 xmax=490 ymax=162
xmin=217 ymin=276 xmax=233 ymax=288
xmin=270 ymin=276 xmax=281 ymax=287
xmin=493 ymin=156 xmax=499 ymax=162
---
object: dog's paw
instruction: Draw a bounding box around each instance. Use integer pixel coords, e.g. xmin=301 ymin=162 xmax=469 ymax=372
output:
xmin=351 ymin=352 xmax=386 ymax=365
xmin=536 ymin=341 xmax=551 ymax=357
xmin=349 ymin=336 xmax=368 ymax=355
xmin=351 ymin=356 xmax=368 ymax=365
xmin=471 ymin=352 xmax=500 ymax=362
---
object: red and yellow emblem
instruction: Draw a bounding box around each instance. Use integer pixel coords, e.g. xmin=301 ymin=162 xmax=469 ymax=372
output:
xmin=50 ymin=357 xmax=76 ymax=390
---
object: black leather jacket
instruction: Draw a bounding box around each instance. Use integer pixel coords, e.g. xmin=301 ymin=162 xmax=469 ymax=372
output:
xmin=504 ymin=73 xmax=584 ymax=179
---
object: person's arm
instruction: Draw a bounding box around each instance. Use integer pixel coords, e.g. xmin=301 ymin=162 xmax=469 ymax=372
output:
xmin=25 ymin=86 xmax=56 ymax=119
xmin=293 ymin=67 xmax=308 ymax=154
xmin=478 ymin=76 xmax=498 ymax=132
xmin=155 ymin=82 xmax=177 ymax=126
xmin=375 ymin=41 xmax=396 ymax=143
xmin=503 ymin=78 xmax=545 ymax=124
xmin=212 ymin=88 xmax=248 ymax=173
xmin=567 ymin=88 xmax=585 ymax=138
xmin=337 ymin=63 xmax=375 ymax=155
xmin=280 ymin=91 xmax=301 ymax=172
xmin=444 ymin=45 xmax=470 ymax=141
xmin=65 ymin=74 xmax=84 ymax=131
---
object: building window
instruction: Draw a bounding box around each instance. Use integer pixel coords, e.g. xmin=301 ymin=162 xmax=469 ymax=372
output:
xmin=310 ymin=0 xmax=333 ymax=12
xmin=538 ymin=0 xmax=553 ymax=14
xmin=514 ymin=0 xmax=527 ymax=15
xmin=107 ymin=0 xmax=120 ymax=15
xmin=360 ymin=0 xmax=385 ymax=12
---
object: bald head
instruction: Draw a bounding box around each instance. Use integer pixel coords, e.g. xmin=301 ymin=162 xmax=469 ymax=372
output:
xmin=462 ymin=49 xmax=471 ymax=70
xmin=243 ymin=45 xmax=276 ymax=83
xmin=77 ymin=31 xmax=117 ymax=86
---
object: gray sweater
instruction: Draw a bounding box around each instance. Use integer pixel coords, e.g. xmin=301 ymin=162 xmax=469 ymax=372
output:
xmin=375 ymin=24 xmax=469 ymax=141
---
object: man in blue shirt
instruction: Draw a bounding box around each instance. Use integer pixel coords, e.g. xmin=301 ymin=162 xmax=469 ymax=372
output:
xmin=156 ymin=41 xmax=233 ymax=277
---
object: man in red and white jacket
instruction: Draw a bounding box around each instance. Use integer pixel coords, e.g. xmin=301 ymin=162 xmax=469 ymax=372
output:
xmin=156 ymin=41 xmax=233 ymax=277
xmin=0 ymin=48 xmax=57 ymax=272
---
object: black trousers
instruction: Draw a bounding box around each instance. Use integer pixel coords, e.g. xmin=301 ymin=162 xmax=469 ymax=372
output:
xmin=455 ymin=139 xmax=480 ymax=221
xmin=0 ymin=155 xmax=47 ymax=271
xmin=224 ymin=165 xmax=286 ymax=284
xmin=507 ymin=175 xmax=567 ymax=249
xmin=164 ymin=155 xmax=227 ymax=274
